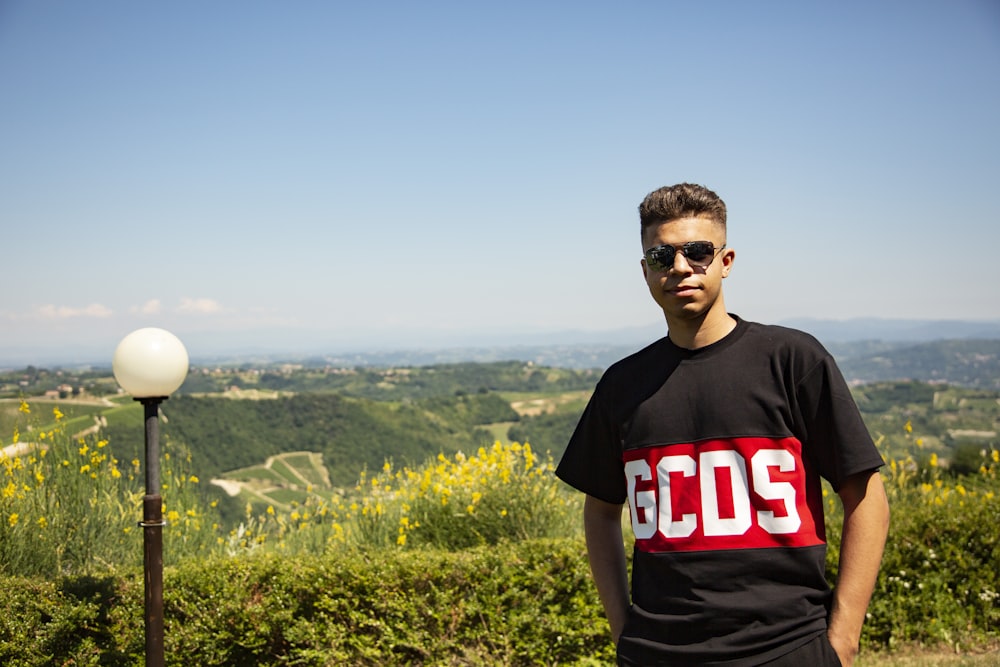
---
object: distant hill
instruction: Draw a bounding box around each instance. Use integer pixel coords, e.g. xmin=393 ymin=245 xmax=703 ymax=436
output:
xmin=295 ymin=334 xmax=1000 ymax=389
xmin=833 ymin=339 xmax=1000 ymax=389
xmin=777 ymin=318 xmax=1000 ymax=343
xmin=4 ymin=319 xmax=999 ymax=389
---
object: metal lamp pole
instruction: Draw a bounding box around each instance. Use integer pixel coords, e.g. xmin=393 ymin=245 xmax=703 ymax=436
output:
xmin=113 ymin=328 xmax=189 ymax=667
xmin=140 ymin=396 xmax=167 ymax=667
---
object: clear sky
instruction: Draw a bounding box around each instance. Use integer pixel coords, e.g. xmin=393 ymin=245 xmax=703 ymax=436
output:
xmin=2 ymin=1 xmax=999 ymax=364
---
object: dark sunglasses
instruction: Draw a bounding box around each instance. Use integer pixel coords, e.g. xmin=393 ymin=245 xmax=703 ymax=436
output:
xmin=643 ymin=241 xmax=725 ymax=272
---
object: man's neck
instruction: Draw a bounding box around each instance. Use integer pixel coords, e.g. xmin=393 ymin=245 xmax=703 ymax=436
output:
xmin=666 ymin=309 xmax=737 ymax=350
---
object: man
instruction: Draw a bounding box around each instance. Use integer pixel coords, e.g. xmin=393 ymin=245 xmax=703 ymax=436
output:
xmin=556 ymin=183 xmax=889 ymax=666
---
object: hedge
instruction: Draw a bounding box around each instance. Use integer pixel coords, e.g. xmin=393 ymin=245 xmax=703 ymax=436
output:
xmin=0 ymin=538 xmax=613 ymax=666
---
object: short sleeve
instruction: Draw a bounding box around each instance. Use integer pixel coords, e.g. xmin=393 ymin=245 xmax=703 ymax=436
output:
xmin=556 ymin=387 xmax=627 ymax=504
xmin=794 ymin=355 xmax=885 ymax=490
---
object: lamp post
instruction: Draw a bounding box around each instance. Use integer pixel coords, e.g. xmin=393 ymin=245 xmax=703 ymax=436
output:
xmin=112 ymin=328 xmax=189 ymax=667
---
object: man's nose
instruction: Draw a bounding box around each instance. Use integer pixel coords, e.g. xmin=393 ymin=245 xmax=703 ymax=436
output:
xmin=671 ymin=251 xmax=694 ymax=273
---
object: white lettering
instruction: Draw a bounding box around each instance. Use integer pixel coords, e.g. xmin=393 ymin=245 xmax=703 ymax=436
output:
xmin=699 ymin=449 xmax=752 ymax=537
xmin=623 ymin=448 xmax=802 ymax=540
xmin=625 ymin=458 xmax=656 ymax=539
xmin=656 ymin=454 xmax=697 ymax=538
xmin=751 ymin=449 xmax=802 ymax=534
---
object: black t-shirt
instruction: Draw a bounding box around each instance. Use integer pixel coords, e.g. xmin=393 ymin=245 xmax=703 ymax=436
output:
xmin=556 ymin=317 xmax=884 ymax=666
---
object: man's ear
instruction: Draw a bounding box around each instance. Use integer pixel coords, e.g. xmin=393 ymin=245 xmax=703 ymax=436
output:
xmin=641 ymin=258 xmax=650 ymax=280
xmin=720 ymin=247 xmax=735 ymax=278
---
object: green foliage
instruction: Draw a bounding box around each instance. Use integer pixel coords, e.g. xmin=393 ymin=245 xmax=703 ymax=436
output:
xmin=183 ymin=361 xmax=601 ymax=400
xmin=350 ymin=442 xmax=582 ymax=550
xmin=853 ymin=382 xmax=937 ymax=413
xmin=851 ymin=383 xmax=999 ymax=463
xmin=0 ymin=574 xmax=139 ymax=666
xmin=416 ymin=392 xmax=520 ymax=429
xmin=507 ymin=410 xmax=582 ymax=461
xmin=825 ymin=443 xmax=1000 ymax=652
xmin=948 ymin=443 xmax=997 ymax=476
xmin=0 ymin=540 xmax=614 ymax=666
xmin=0 ymin=403 xmax=222 ymax=578
xmin=125 ymin=394 xmax=501 ymax=487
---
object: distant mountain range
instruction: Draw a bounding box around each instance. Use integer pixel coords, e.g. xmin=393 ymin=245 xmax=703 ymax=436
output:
xmin=260 ymin=319 xmax=1000 ymax=389
xmin=3 ymin=318 xmax=999 ymax=372
xmin=776 ymin=318 xmax=1000 ymax=343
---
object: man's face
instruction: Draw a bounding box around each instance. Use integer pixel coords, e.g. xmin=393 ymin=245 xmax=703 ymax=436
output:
xmin=641 ymin=215 xmax=734 ymax=324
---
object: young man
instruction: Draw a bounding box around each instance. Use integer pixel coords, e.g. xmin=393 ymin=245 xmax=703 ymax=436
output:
xmin=556 ymin=183 xmax=889 ymax=666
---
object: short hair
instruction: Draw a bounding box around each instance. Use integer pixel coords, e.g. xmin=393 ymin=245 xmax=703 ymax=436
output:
xmin=639 ymin=183 xmax=727 ymax=240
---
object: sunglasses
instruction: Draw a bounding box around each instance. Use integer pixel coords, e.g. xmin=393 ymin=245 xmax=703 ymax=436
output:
xmin=643 ymin=241 xmax=725 ymax=272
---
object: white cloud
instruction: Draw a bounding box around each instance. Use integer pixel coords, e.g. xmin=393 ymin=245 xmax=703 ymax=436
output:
xmin=35 ymin=303 xmax=113 ymax=319
xmin=131 ymin=299 xmax=162 ymax=315
xmin=177 ymin=297 xmax=222 ymax=315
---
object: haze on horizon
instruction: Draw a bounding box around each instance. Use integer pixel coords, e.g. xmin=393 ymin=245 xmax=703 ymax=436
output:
xmin=2 ymin=1 xmax=998 ymax=366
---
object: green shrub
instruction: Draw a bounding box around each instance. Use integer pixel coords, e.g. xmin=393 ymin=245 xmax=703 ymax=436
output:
xmin=0 ymin=539 xmax=613 ymax=666
xmin=826 ymin=443 xmax=1000 ymax=652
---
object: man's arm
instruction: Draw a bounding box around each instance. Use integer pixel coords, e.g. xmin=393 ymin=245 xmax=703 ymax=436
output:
xmin=828 ymin=469 xmax=890 ymax=666
xmin=584 ymin=494 xmax=631 ymax=642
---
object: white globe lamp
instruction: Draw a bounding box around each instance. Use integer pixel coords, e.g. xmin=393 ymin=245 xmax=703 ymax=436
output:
xmin=112 ymin=327 xmax=189 ymax=398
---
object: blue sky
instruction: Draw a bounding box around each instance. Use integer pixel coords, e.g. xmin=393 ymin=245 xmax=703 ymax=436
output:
xmin=2 ymin=1 xmax=998 ymax=364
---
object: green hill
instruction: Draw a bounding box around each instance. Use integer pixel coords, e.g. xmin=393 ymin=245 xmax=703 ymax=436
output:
xmin=100 ymin=392 xmax=516 ymax=488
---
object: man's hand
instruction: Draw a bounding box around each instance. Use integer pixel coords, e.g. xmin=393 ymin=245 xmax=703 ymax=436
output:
xmin=827 ymin=470 xmax=890 ymax=666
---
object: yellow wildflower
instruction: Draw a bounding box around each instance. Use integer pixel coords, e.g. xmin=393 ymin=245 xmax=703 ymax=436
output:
xmin=18 ymin=401 xmax=30 ymax=414
xmin=8 ymin=513 xmax=18 ymax=526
